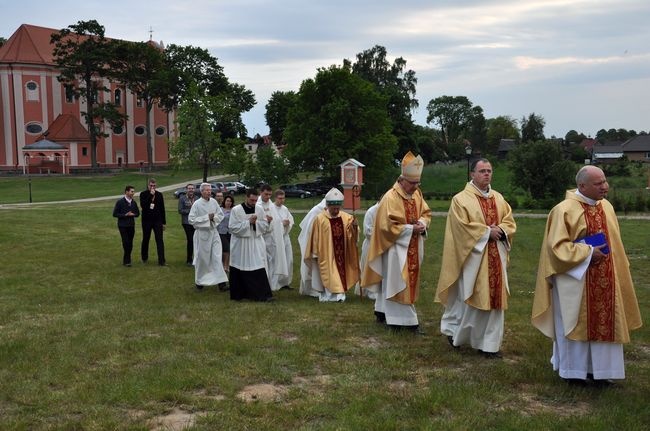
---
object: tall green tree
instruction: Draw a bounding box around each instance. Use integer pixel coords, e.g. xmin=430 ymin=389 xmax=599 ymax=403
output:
xmin=164 ymin=44 xmax=255 ymax=174
xmin=508 ymin=140 xmax=574 ymax=201
xmin=265 ymin=91 xmax=297 ymax=146
xmin=466 ymin=105 xmax=487 ymax=154
xmin=486 ymin=116 xmax=519 ymax=155
xmin=348 ymin=45 xmax=418 ymax=158
xmin=520 ymin=112 xmax=546 ymax=143
xmin=284 ymin=65 xmax=397 ymax=190
xmin=425 ymin=95 xmax=474 ymax=148
xmin=564 ymin=129 xmax=587 ymax=145
xmin=595 ymin=128 xmax=639 ymax=143
xmin=169 ymin=83 xmax=222 ymax=181
xmin=165 ymin=45 xmax=255 ymax=141
xmin=0 ymin=37 xmax=6 ymax=48
xmin=412 ymin=124 xmax=446 ymax=163
xmin=112 ymin=40 xmax=176 ymax=169
xmin=51 ymin=20 xmax=126 ymax=168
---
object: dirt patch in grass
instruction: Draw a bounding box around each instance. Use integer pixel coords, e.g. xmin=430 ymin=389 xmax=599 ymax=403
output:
xmin=236 ymin=383 xmax=288 ymax=402
xmin=291 ymin=374 xmax=333 ymax=398
xmin=148 ymin=407 xmax=206 ymax=431
xmin=518 ymin=386 xmax=590 ymax=417
xmin=345 ymin=335 xmax=386 ymax=350
xmin=193 ymin=388 xmax=226 ymax=401
xmin=280 ymin=332 xmax=299 ymax=342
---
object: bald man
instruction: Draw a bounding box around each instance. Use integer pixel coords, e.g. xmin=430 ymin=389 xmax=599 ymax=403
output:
xmin=532 ymin=165 xmax=642 ymax=386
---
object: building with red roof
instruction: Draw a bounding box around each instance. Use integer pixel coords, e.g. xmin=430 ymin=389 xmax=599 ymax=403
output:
xmin=0 ymin=24 xmax=175 ymax=172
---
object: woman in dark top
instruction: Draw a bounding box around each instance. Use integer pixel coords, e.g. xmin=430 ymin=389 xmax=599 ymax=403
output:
xmin=217 ymin=195 xmax=235 ymax=273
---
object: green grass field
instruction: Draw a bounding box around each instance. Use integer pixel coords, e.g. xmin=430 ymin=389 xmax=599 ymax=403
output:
xmin=0 ymin=194 xmax=648 ymax=429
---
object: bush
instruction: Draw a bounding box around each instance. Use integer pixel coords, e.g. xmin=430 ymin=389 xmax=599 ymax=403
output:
xmin=507 ymin=196 xmax=519 ymax=210
xmin=633 ymin=193 xmax=647 ymax=212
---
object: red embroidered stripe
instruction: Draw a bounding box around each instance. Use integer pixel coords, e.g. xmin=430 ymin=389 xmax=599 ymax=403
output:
xmin=581 ymin=203 xmax=615 ymax=341
xmin=329 ymin=217 xmax=347 ymax=291
xmin=477 ymin=196 xmax=504 ymax=310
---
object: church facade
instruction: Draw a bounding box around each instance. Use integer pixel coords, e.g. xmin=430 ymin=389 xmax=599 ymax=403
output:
xmin=0 ymin=24 xmax=175 ymax=172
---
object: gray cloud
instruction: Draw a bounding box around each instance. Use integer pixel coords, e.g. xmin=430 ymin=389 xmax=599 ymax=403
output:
xmin=2 ymin=0 xmax=649 ymax=137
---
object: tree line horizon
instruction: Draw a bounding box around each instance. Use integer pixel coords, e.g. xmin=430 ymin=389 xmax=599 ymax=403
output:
xmin=23 ymin=20 xmax=647 ymax=199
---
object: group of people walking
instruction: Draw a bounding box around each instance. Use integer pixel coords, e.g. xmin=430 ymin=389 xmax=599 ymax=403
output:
xmin=112 ymin=152 xmax=642 ymax=386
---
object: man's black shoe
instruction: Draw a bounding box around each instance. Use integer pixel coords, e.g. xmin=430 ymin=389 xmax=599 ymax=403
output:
xmin=218 ymin=283 xmax=229 ymax=292
xmin=447 ymin=335 xmax=459 ymax=349
xmin=564 ymin=378 xmax=587 ymax=387
xmin=479 ymin=350 xmax=502 ymax=359
xmin=374 ymin=311 xmax=386 ymax=323
xmin=195 ymin=284 xmax=203 ymax=290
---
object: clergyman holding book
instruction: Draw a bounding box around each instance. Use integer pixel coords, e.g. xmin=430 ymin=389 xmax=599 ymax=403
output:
xmin=532 ymin=165 xmax=642 ymax=386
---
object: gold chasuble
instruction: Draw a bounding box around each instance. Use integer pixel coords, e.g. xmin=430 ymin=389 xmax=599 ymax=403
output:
xmin=435 ymin=183 xmax=516 ymax=310
xmin=305 ymin=210 xmax=359 ymax=293
xmin=532 ymin=191 xmax=642 ymax=343
xmin=361 ymin=182 xmax=432 ymax=304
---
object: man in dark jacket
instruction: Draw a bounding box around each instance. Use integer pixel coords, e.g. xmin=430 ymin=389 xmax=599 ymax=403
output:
xmin=113 ymin=185 xmax=140 ymax=266
xmin=140 ymin=178 xmax=167 ymax=266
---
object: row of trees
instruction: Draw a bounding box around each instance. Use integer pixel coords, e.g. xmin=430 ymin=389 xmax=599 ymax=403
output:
xmin=39 ymin=22 xmax=647 ymax=190
xmin=49 ymin=20 xmax=254 ymax=179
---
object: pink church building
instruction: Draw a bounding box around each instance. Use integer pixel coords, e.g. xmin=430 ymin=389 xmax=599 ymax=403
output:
xmin=0 ymin=24 xmax=176 ymax=173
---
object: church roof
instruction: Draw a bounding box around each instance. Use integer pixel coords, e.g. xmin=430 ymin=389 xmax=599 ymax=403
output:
xmin=23 ymin=139 xmax=67 ymax=150
xmin=0 ymin=24 xmax=59 ymax=65
xmin=40 ymin=114 xmax=91 ymax=143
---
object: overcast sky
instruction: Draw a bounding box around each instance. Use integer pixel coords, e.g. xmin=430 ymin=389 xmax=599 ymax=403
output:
xmin=3 ymin=0 xmax=650 ymax=139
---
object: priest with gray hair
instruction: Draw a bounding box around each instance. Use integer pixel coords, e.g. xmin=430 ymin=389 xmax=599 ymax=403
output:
xmin=189 ymin=182 xmax=228 ymax=290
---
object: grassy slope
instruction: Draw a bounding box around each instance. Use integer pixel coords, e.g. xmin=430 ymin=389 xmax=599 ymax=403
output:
xmin=0 ymin=201 xmax=648 ymax=430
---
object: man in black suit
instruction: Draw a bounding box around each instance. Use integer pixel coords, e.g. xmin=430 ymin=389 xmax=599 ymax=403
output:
xmin=113 ymin=185 xmax=140 ymax=266
xmin=140 ymin=178 xmax=167 ymax=266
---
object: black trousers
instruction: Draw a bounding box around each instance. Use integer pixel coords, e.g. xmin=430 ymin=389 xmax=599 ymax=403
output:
xmin=118 ymin=226 xmax=135 ymax=265
xmin=141 ymin=222 xmax=165 ymax=264
xmin=182 ymin=223 xmax=195 ymax=263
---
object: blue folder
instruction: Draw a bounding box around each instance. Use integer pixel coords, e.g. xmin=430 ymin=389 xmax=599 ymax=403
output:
xmin=575 ymin=232 xmax=609 ymax=255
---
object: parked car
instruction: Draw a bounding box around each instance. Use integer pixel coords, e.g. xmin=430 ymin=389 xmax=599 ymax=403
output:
xmin=296 ymin=182 xmax=330 ymax=196
xmin=223 ymin=181 xmax=247 ymax=194
xmin=279 ymin=184 xmax=312 ymax=199
xmin=173 ymin=182 xmax=228 ymax=199
xmin=233 ymin=181 xmax=248 ymax=193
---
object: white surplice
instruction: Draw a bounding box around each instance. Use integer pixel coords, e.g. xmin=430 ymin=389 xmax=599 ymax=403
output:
xmin=368 ymin=222 xmax=423 ymax=326
xmin=228 ymin=203 xmax=268 ymax=272
xmin=355 ymin=203 xmax=378 ymax=299
xmin=274 ymin=203 xmax=294 ymax=289
xmin=298 ymin=199 xmax=327 ymax=297
xmin=257 ymin=197 xmax=288 ymax=290
xmin=189 ymin=197 xmax=228 ymax=286
xmin=440 ymin=228 xmax=509 ymax=352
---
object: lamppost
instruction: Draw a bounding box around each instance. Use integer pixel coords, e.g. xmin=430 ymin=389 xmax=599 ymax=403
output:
xmin=465 ymin=143 xmax=473 ymax=182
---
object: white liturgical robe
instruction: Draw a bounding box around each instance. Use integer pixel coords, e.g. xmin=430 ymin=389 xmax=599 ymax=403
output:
xmin=189 ymin=197 xmax=228 ymax=286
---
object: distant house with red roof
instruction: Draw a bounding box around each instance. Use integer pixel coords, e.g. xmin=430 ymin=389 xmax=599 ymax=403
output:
xmin=0 ymin=24 xmax=175 ymax=172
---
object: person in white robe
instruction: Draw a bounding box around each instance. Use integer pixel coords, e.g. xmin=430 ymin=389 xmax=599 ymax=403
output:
xmin=298 ymin=198 xmax=327 ymax=297
xmin=273 ymin=190 xmax=295 ymax=289
xmin=189 ymin=183 xmax=228 ymax=290
xmin=228 ymin=188 xmax=274 ymax=302
xmin=257 ymin=184 xmax=289 ymax=291
xmin=354 ymin=202 xmax=378 ymax=299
